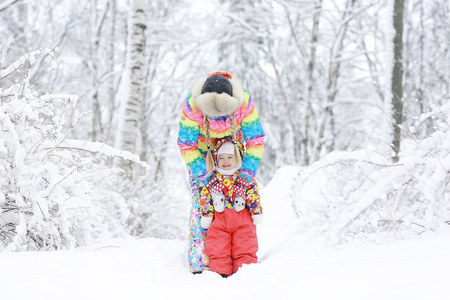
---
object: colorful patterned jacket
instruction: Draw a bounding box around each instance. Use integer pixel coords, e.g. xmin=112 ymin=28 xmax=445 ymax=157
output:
xmin=177 ymin=88 xmax=265 ymax=182
xmin=199 ymin=170 xmax=262 ymax=217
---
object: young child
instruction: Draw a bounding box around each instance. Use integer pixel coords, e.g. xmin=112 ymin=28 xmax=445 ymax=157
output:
xmin=199 ymin=137 xmax=263 ymax=277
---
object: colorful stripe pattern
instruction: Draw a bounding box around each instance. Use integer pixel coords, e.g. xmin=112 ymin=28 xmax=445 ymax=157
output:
xmin=178 ymin=90 xmax=265 ymax=182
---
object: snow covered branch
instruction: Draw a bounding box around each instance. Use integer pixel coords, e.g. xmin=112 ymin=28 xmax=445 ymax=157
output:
xmin=57 ymin=139 xmax=147 ymax=168
xmin=0 ymin=0 xmax=18 ymax=12
xmin=0 ymin=49 xmax=54 ymax=79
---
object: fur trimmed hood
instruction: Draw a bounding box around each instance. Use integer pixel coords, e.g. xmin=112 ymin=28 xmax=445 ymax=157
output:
xmin=191 ymin=73 xmax=245 ymax=117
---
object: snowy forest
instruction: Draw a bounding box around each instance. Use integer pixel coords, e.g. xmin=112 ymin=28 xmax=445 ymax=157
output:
xmin=0 ymin=0 xmax=449 ymax=253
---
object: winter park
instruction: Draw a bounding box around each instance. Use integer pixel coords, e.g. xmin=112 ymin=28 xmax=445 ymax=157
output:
xmin=1 ymin=0 xmax=450 ymax=299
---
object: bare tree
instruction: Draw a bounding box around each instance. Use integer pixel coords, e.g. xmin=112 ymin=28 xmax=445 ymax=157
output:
xmin=303 ymin=0 xmax=322 ymax=165
xmin=90 ymin=0 xmax=110 ymax=142
xmin=313 ymin=0 xmax=356 ymax=161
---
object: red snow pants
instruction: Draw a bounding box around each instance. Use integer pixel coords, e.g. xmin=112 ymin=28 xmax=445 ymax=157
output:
xmin=205 ymin=208 xmax=258 ymax=276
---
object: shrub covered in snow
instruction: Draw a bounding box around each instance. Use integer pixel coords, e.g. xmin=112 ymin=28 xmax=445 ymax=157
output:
xmin=292 ymin=102 xmax=450 ymax=244
xmin=0 ymin=51 xmax=132 ymax=251
xmin=0 ymin=50 xmax=190 ymax=251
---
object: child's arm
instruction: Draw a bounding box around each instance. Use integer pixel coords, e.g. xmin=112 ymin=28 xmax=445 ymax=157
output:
xmin=246 ymin=179 xmax=262 ymax=216
xmin=199 ymin=187 xmax=215 ymax=229
xmin=199 ymin=187 xmax=214 ymax=217
xmin=246 ymin=180 xmax=263 ymax=225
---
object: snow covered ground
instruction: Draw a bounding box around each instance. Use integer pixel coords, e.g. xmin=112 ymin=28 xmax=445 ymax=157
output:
xmin=1 ymin=166 xmax=449 ymax=300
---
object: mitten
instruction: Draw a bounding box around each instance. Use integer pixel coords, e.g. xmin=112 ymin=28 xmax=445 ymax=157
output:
xmin=234 ymin=195 xmax=246 ymax=213
xmin=203 ymin=173 xmax=226 ymax=195
xmin=201 ymin=216 xmax=213 ymax=229
xmin=252 ymin=214 xmax=264 ymax=225
xmin=212 ymin=193 xmax=225 ymax=212
xmin=234 ymin=172 xmax=252 ymax=199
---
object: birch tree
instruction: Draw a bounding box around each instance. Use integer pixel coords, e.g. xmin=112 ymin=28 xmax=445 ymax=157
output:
xmin=119 ymin=0 xmax=147 ymax=156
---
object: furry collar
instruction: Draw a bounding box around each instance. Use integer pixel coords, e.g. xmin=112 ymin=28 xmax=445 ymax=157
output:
xmin=191 ymin=75 xmax=245 ymax=117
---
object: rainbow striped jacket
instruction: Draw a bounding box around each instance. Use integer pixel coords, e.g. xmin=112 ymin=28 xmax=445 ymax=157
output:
xmin=177 ymin=90 xmax=265 ymax=182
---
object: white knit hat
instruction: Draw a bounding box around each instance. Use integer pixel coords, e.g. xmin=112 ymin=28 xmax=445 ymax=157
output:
xmin=217 ymin=142 xmax=235 ymax=156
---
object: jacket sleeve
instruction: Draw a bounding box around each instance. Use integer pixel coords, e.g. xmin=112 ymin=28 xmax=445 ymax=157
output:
xmin=240 ymin=93 xmax=265 ymax=179
xmin=177 ymin=95 xmax=208 ymax=181
xmin=199 ymin=187 xmax=214 ymax=217
xmin=246 ymin=179 xmax=262 ymax=216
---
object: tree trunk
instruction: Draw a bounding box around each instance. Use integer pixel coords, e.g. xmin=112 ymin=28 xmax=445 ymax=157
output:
xmin=120 ymin=0 xmax=147 ymax=156
xmin=304 ymin=0 xmax=322 ymax=166
xmin=91 ymin=0 xmax=100 ymax=142
xmin=106 ymin=0 xmax=117 ymax=144
xmin=90 ymin=0 xmax=110 ymax=142
xmin=391 ymin=0 xmax=404 ymax=162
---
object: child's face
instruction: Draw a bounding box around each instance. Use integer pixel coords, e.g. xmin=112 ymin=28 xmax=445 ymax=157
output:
xmin=217 ymin=153 xmax=236 ymax=170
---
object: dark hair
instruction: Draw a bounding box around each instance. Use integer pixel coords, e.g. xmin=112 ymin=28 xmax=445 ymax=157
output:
xmin=201 ymin=74 xmax=233 ymax=96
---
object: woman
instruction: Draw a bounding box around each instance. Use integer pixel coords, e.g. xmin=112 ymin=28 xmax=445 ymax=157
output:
xmin=177 ymin=71 xmax=265 ymax=274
